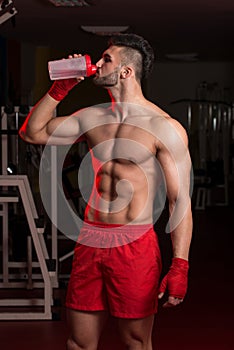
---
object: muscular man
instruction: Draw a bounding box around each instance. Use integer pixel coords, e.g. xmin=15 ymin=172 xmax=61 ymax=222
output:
xmin=19 ymin=34 xmax=193 ymax=350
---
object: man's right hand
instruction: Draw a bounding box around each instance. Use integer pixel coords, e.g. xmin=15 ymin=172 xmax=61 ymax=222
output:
xmin=48 ymin=77 xmax=83 ymax=101
xmin=48 ymin=54 xmax=85 ymax=101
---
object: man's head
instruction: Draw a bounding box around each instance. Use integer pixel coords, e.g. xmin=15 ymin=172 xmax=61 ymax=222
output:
xmin=108 ymin=33 xmax=155 ymax=82
xmin=93 ymin=33 xmax=155 ymax=87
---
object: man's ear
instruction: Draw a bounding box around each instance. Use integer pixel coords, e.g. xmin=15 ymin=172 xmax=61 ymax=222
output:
xmin=120 ymin=66 xmax=132 ymax=79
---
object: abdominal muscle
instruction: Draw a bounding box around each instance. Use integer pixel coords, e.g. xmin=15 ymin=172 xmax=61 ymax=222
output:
xmin=84 ymin=159 xmax=156 ymax=225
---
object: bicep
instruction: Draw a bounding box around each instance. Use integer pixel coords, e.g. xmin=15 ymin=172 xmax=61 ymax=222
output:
xmin=156 ymin=122 xmax=192 ymax=231
xmin=157 ymin=146 xmax=191 ymax=200
xmin=156 ymin=119 xmax=191 ymax=199
xmin=45 ymin=115 xmax=83 ymax=145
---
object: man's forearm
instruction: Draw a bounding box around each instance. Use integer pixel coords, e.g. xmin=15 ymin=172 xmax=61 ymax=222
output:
xmin=170 ymin=203 xmax=193 ymax=260
xmin=19 ymin=76 xmax=80 ymax=144
xmin=19 ymin=93 xmax=59 ymax=143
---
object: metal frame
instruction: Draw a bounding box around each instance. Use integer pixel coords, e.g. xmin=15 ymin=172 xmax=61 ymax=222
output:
xmin=0 ymin=175 xmax=53 ymax=319
xmin=0 ymin=106 xmax=57 ymax=319
xmin=185 ymin=100 xmax=232 ymax=208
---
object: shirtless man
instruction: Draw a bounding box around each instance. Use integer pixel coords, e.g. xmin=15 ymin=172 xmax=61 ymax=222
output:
xmin=19 ymin=34 xmax=193 ymax=350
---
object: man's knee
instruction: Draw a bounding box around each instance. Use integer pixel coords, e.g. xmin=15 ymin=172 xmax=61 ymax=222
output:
xmin=66 ymin=336 xmax=97 ymax=350
xmin=67 ymin=337 xmax=83 ymax=350
xmin=122 ymin=337 xmax=145 ymax=350
xmin=119 ymin=325 xmax=152 ymax=350
xmin=118 ymin=315 xmax=154 ymax=350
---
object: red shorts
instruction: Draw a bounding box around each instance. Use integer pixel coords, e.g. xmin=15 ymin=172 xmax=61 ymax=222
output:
xmin=65 ymin=222 xmax=162 ymax=318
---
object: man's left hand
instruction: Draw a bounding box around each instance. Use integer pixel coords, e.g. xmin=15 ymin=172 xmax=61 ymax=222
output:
xmin=158 ymin=257 xmax=189 ymax=308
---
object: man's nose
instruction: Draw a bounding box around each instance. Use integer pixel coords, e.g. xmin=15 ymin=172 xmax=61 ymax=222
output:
xmin=96 ymin=58 xmax=103 ymax=67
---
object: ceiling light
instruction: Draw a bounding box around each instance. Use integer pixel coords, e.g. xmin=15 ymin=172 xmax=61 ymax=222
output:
xmin=0 ymin=0 xmax=17 ymax=25
xmin=81 ymin=26 xmax=129 ymax=36
xmin=165 ymin=53 xmax=199 ymax=62
xmin=1 ymin=0 xmax=10 ymax=9
xmin=48 ymin=0 xmax=95 ymax=6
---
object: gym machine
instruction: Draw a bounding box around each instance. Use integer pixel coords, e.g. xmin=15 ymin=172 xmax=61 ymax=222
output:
xmin=0 ymin=106 xmax=58 ymax=320
xmin=171 ymin=98 xmax=233 ymax=209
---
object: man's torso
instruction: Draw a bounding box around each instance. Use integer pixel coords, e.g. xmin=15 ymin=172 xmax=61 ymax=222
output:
xmin=78 ymin=103 xmax=169 ymax=224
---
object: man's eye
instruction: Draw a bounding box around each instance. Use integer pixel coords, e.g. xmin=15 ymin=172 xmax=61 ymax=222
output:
xmin=104 ymin=57 xmax=111 ymax=62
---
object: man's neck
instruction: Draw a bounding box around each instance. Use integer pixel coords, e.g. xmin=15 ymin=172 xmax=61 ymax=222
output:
xmin=108 ymin=80 xmax=145 ymax=103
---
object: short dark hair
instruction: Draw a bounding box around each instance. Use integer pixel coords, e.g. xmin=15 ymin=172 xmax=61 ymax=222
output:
xmin=108 ymin=33 xmax=155 ymax=81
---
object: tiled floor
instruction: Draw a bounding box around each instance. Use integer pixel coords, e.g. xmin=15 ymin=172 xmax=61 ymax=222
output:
xmin=0 ymin=206 xmax=234 ymax=350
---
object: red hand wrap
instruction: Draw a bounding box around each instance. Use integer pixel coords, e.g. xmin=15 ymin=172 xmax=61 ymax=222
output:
xmin=159 ymin=257 xmax=189 ymax=299
xmin=48 ymin=78 xmax=78 ymax=101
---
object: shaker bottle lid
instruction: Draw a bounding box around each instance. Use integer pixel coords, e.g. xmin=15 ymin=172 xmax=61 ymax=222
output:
xmin=85 ymin=54 xmax=97 ymax=76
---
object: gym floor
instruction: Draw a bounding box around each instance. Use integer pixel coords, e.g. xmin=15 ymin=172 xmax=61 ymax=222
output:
xmin=0 ymin=205 xmax=233 ymax=350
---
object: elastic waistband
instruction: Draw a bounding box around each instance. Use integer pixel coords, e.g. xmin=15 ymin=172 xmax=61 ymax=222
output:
xmin=77 ymin=220 xmax=154 ymax=248
xmin=83 ymin=220 xmax=153 ymax=234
